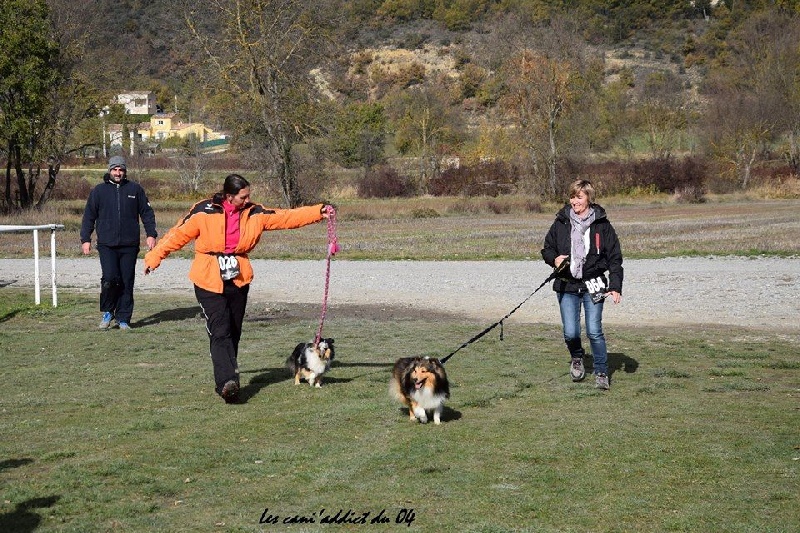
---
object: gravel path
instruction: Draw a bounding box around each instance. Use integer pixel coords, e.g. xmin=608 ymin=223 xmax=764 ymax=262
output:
xmin=2 ymin=257 xmax=798 ymax=331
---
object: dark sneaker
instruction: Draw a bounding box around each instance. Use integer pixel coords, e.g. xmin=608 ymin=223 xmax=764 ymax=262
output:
xmin=595 ymin=373 xmax=610 ymax=390
xmin=570 ymin=358 xmax=585 ymax=382
xmin=117 ymin=322 xmax=131 ymax=330
xmin=99 ymin=312 xmax=113 ymax=329
xmin=220 ymin=380 xmax=240 ymax=404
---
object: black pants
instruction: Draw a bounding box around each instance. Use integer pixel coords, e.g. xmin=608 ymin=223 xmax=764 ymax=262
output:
xmin=97 ymin=244 xmax=140 ymax=323
xmin=195 ymin=281 xmax=249 ymax=394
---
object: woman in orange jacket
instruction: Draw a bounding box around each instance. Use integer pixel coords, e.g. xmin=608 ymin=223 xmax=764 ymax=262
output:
xmin=144 ymin=174 xmax=331 ymax=403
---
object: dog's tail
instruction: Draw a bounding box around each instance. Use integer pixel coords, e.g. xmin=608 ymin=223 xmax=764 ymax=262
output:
xmin=388 ymin=377 xmax=409 ymax=406
xmin=286 ymin=343 xmax=306 ymax=376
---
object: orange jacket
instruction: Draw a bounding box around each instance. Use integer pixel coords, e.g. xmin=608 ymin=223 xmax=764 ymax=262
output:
xmin=145 ymin=196 xmax=324 ymax=293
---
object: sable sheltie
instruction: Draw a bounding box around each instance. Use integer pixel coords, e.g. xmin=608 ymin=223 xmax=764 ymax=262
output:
xmin=286 ymin=338 xmax=335 ymax=388
xmin=390 ymin=356 xmax=450 ymax=424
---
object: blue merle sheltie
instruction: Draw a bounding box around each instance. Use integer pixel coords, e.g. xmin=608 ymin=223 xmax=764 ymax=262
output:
xmin=390 ymin=356 xmax=450 ymax=425
xmin=286 ymin=338 xmax=335 ymax=388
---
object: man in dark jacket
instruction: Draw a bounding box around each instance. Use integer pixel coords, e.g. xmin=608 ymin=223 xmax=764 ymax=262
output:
xmin=81 ymin=156 xmax=157 ymax=329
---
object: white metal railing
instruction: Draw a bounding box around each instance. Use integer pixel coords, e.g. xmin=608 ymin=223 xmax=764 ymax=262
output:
xmin=0 ymin=224 xmax=66 ymax=306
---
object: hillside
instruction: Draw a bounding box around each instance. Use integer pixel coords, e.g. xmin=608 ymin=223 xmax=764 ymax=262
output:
xmin=52 ymin=0 xmax=715 ymax=117
xmin=19 ymin=0 xmax=796 ymax=207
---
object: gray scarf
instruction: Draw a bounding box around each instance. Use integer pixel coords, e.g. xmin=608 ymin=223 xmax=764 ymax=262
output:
xmin=569 ymin=207 xmax=595 ymax=279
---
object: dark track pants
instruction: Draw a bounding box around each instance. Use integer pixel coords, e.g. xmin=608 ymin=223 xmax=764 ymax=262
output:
xmin=194 ymin=281 xmax=249 ymax=394
xmin=97 ymin=244 xmax=140 ymax=323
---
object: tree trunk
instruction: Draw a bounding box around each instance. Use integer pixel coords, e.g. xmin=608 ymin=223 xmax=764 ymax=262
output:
xmin=4 ymin=144 xmax=12 ymax=209
xmin=739 ymin=145 xmax=757 ymax=189
xmin=35 ymin=162 xmax=59 ymax=209
xmin=547 ymin=103 xmax=561 ymax=197
xmin=548 ymin=117 xmax=558 ymax=197
xmin=278 ymin=138 xmax=302 ymax=208
xmin=788 ymin=131 xmax=800 ymax=174
xmin=13 ymin=144 xmax=31 ymax=208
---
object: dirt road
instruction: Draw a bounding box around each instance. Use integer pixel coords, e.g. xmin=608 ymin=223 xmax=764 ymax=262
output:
xmin=2 ymin=256 xmax=798 ymax=332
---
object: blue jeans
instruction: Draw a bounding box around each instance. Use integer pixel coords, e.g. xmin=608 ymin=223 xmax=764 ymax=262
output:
xmin=557 ymin=291 xmax=608 ymax=375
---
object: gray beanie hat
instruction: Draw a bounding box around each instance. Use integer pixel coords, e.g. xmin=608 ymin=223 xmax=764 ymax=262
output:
xmin=108 ymin=156 xmax=127 ymax=171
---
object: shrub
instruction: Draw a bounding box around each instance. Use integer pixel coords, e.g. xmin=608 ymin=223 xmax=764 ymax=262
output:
xmin=430 ymin=160 xmax=519 ymax=197
xmin=485 ymin=200 xmax=510 ymax=214
xmin=561 ymin=156 xmax=708 ymax=200
xmin=357 ymin=165 xmax=413 ymax=198
xmin=446 ymin=199 xmax=482 ymax=214
xmin=523 ymin=199 xmax=543 ymax=213
xmin=411 ymin=208 xmax=439 ymax=218
xmin=52 ymin=174 xmax=92 ymax=201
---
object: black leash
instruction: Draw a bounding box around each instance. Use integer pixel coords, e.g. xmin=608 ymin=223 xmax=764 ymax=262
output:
xmin=440 ymin=270 xmax=559 ymax=365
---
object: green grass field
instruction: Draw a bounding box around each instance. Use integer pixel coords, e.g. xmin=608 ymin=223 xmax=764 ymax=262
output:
xmin=1 ymin=289 xmax=798 ymax=532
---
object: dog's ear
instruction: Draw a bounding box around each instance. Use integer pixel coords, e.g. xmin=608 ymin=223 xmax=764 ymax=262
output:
xmin=401 ymin=359 xmax=419 ymax=382
xmin=291 ymin=343 xmax=306 ymax=358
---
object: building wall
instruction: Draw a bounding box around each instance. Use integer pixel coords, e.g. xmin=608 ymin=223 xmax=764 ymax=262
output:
xmin=116 ymin=92 xmax=157 ymax=115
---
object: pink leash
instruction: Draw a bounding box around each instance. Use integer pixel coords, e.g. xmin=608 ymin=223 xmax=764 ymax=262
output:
xmin=314 ymin=206 xmax=339 ymax=345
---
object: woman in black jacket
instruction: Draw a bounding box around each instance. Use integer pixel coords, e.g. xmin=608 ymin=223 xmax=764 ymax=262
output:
xmin=541 ymin=179 xmax=623 ymax=390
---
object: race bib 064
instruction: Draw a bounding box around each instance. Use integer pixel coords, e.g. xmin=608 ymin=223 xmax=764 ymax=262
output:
xmin=584 ymin=276 xmax=608 ymax=304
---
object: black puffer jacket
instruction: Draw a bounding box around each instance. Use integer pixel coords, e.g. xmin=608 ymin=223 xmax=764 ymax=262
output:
xmin=541 ymin=203 xmax=623 ymax=294
xmin=80 ymin=173 xmax=157 ymax=247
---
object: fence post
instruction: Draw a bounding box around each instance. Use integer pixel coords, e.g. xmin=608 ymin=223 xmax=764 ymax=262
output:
xmin=33 ymin=228 xmax=41 ymax=305
xmin=0 ymin=224 xmax=65 ymax=306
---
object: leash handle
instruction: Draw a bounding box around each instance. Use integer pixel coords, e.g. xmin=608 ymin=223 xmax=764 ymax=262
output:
xmin=315 ymin=206 xmax=338 ymax=345
xmin=325 ymin=205 xmax=340 ymax=256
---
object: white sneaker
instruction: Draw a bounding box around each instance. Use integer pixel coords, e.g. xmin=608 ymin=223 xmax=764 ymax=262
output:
xmin=570 ymin=358 xmax=585 ymax=382
xmin=99 ymin=312 xmax=113 ymax=329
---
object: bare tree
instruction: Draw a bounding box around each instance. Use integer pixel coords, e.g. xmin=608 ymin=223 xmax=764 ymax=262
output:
xmin=701 ymin=8 xmax=793 ymax=188
xmin=635 ymin=70 xmax=689 ymax=160
xmin=170 ymin=137 xmax=208 ymax=194
xmin=184 ymin=0 xmax=338 ymax=207
xmin=495 ymin=15 xmax=603 ymax=198
xmin=385 ymin=84 xmax=464 ymax=194
xmin=704 ymin=83 xmax=773 ymax=189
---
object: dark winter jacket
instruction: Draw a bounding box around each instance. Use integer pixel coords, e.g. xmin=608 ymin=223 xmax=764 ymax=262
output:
xmin=80 ymin=173 xmax=157 ymax=247
xmin=541 ymin=203 xmax=624 ymax=294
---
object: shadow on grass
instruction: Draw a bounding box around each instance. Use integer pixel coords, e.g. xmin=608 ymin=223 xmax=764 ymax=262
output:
xmin=0 ymin=458 xmax=34 ymax=472
xmin=609 ymin=352 xmax=639 ymax=375
xmin=135 ymin=306 xmax=201 ymax=327
xmin=0 ymin=309 xmax=23 ymax=324
xmin=331 ymin=361 xmax=394 ymax=383
xmin=239 ymin=360 xmax=396 ymax=401
xmin=239 ymin=366 xmax=287 ymax=402
xmin=394 ymin=405 xmax=463 ymax=424
xmin=584 ymin=352 xmax=639 ymax=377
xmin=0 ymin=495 xmax=60 ymax=533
